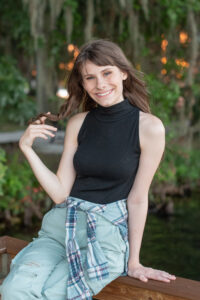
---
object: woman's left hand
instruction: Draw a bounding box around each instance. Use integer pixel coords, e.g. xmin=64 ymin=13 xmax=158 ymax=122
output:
xmin=127 ymin=263 xmax=176 ymax=283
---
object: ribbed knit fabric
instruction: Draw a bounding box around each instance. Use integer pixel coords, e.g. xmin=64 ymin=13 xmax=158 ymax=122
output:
xmin=69 ymin=98 xmax=141 ymax=204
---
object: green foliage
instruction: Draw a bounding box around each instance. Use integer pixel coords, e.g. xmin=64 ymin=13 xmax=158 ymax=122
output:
xmin=64 ymin=0 xmax=78 ymax=11
xmin=146 ymin=74 xmax=199 ymax=189
xmin=175 ymin=149 xmax=200 ymax=184
xmin=0 ymin=148 xmax=47 ymax=226
xmin=0 ymin=56 xmax=36 ymax=125
xmin=0 ymin=149 xmax=7 ymax=196
xmin=146 ymin=74 xmax=178 ymax=184
xmin=155 ymin=145 xmax=200 ymax=192
xmin=146 ymin=74 xmax=180 ymax=124
xmin=0 ymin=0 xmax=33 ymax=54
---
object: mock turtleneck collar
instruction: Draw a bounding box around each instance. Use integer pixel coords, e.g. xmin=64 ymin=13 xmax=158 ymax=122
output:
xmin=93 ymin=98 xmax=137 ymax=122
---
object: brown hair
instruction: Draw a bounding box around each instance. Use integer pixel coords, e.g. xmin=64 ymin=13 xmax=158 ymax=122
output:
xmin=28 ymin=39 xmax=151 ymax=125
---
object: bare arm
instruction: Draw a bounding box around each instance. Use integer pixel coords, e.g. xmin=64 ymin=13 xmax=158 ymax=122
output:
xmin=19 ymin=112 xmax=88 ymax=204
xmin=127 ymin=112 xmax=176 ymax=282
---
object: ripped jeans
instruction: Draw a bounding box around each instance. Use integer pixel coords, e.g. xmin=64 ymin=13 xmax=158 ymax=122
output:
xmin=1 ymin=200 xmax=127 ymax=299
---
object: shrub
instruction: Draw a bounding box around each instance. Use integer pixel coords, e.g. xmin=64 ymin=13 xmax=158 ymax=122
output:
xmin=0 ymin=56 xmax=36 ymax=126
xmin=0 ymin=148 xmax=49 ymax=228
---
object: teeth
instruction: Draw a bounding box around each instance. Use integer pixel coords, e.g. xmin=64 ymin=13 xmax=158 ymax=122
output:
xmin=97 ymin=90 xmax=112 ymax=96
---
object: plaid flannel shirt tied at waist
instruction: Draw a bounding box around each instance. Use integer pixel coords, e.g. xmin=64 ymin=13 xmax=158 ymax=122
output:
xmin=56 ymin=196 xmax=129 ymax=300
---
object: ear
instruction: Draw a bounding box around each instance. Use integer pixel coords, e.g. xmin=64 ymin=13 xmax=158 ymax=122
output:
xmin=122 ymin=72 xmax=128 ymax=80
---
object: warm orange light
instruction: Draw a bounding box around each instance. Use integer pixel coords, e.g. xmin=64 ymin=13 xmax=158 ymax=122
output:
xmin=31 ymin=70 xmax=37 ymax=76
xmin=179 ymin=31 xmax=188 ymax=44
xmin=175 ymin=59 xmax=189 ymax=68
xmin=161 ymin=39 xmax=168 ymax=52
xmin=176 ymin=73 xmax=182 ymax=79
xmin=68 ymin=44 xmax=75 ymax=52
xmin=161 ymin=57 xmax=167 ymax=64
xmin=161 ymin=69 xmax=167 ymax=75
xmin=59 ymin=63 xmax=65 ymax=70
xmin=66 ymin=61 xmax=74 ymax=71
xmin=74 ymin=48 xmax=79 ymax=58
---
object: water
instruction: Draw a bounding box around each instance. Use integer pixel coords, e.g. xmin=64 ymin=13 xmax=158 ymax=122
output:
xmin=3 ymin=193 xmax=200 ymax=281
xmin=141 ymin=194 xmax=200 ymax=281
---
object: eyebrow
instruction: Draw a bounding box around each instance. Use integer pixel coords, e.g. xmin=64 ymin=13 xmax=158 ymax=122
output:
xmin=83 ymin=67 xmax=113 ymax=77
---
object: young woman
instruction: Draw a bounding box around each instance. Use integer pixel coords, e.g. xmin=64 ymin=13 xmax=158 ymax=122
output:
xmin=1 ymin=39 xmax=176 ymax=300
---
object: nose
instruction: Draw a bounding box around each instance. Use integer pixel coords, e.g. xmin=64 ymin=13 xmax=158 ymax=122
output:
xmin=96 ymin=76 xmax=106 ymax=89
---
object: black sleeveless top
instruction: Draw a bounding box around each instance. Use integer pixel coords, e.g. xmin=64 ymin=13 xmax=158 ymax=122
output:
xmin=69 ymin=98 xmax=141 ymax=204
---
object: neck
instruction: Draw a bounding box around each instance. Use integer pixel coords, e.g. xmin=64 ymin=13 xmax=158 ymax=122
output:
xmin=97 ymin=98 xmax=125 ymax=110
xmin=94 ymin=98 xmax=137 ymax=122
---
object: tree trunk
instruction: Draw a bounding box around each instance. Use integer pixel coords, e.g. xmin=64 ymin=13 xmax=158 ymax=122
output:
xmin=84 ymin=0 xmax=94 ymax=42
xmin=65 ymin=5 xmax=74 ymax=44
xmin=23 ymin=0 xmax=64 ymax=114
xmin=125 ymin=0 xmax=140 ymax=63
xmin=185 ymin=7 xmax=199 ymax=149
xmin=140 ymin=0 xmax=149 ymax=21
xmin=49 ymin=0 xmax=65 ymax=30
xmin=107 ymin=1 xmax=117 ymax=38
xmin=36 ymin=45 xmax=49 ymax=113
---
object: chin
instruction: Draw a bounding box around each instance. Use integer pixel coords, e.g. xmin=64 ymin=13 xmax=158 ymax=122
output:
xmin=98 ymin=97 xmax=117 ymax=106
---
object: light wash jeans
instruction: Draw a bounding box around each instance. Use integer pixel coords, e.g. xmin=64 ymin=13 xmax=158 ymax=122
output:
xmin=1 ymin=200 xmax=127 ymax=299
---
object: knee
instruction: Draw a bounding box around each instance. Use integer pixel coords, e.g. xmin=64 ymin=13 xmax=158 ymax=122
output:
xmin=1 ymin=275 xmax=19 ymax=300
xmin=1 ymin=267 xmax=37 ymax=300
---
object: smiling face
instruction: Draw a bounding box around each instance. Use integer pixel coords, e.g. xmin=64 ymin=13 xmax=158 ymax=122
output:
xmin=81 ymin=60 xmax=127 ymax=107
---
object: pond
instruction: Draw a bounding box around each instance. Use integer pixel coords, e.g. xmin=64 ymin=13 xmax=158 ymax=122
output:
xmin=4 ymin=192 xmax=200 ymax=282
xmin=141 ymin=193 xmax=200 ymax=281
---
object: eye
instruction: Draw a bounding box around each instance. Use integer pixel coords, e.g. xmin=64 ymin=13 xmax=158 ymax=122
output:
xmin=104 ymin=71 xmax=111 ymax=76
xmin=86 ymin=76 xmax=94 ymax=80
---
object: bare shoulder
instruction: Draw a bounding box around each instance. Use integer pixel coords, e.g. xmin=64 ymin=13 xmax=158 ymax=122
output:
xmin=139 ymin=111 xmax=165 ymax=149
xmin=65 ymin=111 xmax=90 ymax=144
xmin=67 ymin=111 xmax=90 ymax=130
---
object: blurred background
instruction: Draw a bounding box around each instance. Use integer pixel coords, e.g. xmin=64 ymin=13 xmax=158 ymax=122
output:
xmin=0 ymin=0 xmax=199 ymax=280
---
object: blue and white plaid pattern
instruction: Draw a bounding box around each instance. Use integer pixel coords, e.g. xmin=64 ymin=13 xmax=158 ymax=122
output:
xmin=65 ymin=196 xmax=129 ymax=300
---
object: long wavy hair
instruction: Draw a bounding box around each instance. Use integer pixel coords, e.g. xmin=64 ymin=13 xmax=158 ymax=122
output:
xmin=28 ymin=39 xmax=151 ymax=124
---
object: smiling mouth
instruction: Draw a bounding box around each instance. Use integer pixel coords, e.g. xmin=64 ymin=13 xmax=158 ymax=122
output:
xmin=96 ymin=89 xmax=113 ymax=97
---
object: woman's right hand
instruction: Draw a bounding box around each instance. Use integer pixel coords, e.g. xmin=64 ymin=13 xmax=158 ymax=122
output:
xmin=19 ymin=112 xmax=58 ymax=151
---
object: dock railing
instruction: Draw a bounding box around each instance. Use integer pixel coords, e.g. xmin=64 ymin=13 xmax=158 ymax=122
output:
xmin=0 ymin=236 xmax=200 ymax=300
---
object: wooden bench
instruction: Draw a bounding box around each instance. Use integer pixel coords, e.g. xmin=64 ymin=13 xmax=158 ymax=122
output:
xmin=0 ymin=236 xmax=200 ymax=300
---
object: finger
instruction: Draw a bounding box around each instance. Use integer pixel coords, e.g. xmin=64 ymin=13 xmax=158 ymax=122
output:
xmin=154 ymin=270 xmax=176 ymax=280
xmin=162 ymin=273 xmax=176 ymax=280
xmin=33 ymin=133 xmax=49 ymax=140
xmin=32 ymin=129 xmax=56 ymax=137
xmin=42 ymin=111 xmax=51 ymax=122
xmin=39 ymin=115 xmax=48 ymax=124
xmin=139 ymin=275 xmax=148 ymax=282
xmin=30 ymin=124 xmax=57 ymax=131
xmin=147 ymin=272 xmax=171 ymax=283
xmin=36 ymin=112 xmax=51 ymax=124
xmin=33 ymin=119 xmax=42 ymax=125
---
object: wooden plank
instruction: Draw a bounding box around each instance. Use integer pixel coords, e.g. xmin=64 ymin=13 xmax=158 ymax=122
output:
xmin=95 ymin=283 xmax=185 ymax=300
xmin=0 ymin=236 xmax=29 ymax=256
xmin=0 ymin=253 xmax=12 ymax=279
xmin=1 ymin=236 xmax=200 ymax=300
xmin=95 ymin=276 xmax=200 ymax=300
